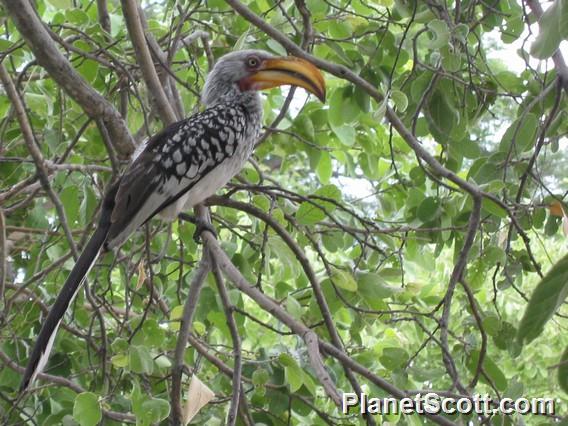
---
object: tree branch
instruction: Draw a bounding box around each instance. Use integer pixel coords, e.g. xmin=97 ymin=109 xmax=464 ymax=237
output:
xmin=196 ymin=208 xmax=342 ymax=407
xmin=120 ymin=0 xmax=177 ymax=125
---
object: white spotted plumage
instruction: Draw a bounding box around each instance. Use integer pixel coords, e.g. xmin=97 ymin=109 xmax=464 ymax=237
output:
xmin=105 ymin=97 xmax=261 ymax=249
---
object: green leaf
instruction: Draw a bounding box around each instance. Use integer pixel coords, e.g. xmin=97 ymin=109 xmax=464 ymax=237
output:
xmin=65 ymin=9 xmax=88 ymax=25
xmin=380 ymin=347 xmax=409 ymax=370
xmin=61 ymin=185 xmax=80 ymax=226
xmin=314 ymin=184 xmax=341 ymax=209
xmin=47 ymin=0 xmax=72 ymax=8
xmin=141 ymin=398 xmax=170 ymax=423
xmin=79 ymin=183 xmax=97 ymax=225
xmin=517 ymin=253 xmax=568 ymax=345
xmin=354 ymin=85 xmax=370 ymax=113
xmin=296 ymin=201 xmax=325 ymax=225
xmin=25 ymin=93 xmax=49 ymax=116
xmin=390 ymin=90 xmax=408 ymax=112
xmin=111 ymin=353 xmax=129 ymax=368
xmin=328 ymin=87 xmax=360 ymax=126
xmin=467 ymin=350 xmax=507 ymax=391
xmin=427 ymin=90 xmax=457 ymax=138
xmin=504 ymin=378 xmax=524 ymax=400
xmin=482 ymin=198 xmax=508 ymax=219
xmin=441 ymin=47 xmax=461 ymax=72
xmin=233 ymin=30 xmax=250 ymax=51
xmin=483 ymin=246 xmax=506 ymax=266
xmin=453 ymin=23 xmax=469 ymax=43
xmin=332 ymin=268 xmax=357 ymax=292
xmin=286 ymin=295 xmax=303 ymax=320
xmin=252 ymin=368 xmax=270 ymax=386
xmin=131 ymin=381 xmax=170 ymax=426
xmin=501 ymin=0 xmax=523 ymax=43
xmin=295 ymin=115 xmax=315 ymax=140
xmin=530 ymin=0 xmax=568 ymax=59
xmin=373 ymin=96 xmax=388 ymax=122
xmin=129 ymin=345 xmax=154 ymax=374
xmin=77 ymin=59 xmax=99 ymax=83
xmin=306 ymin=0 xmax=328 ymax=14
xmin=417 ymin=197 xmax=440 ymax=222
xmin=316 ymin=151 xmax=332 ymax=184
xmin=279 ymin=353 xmax=303 ymax=392
xmin=154 ymin=354 xmax=172 ymax=369
xmin=266 ymin=39 xmax=286 ymax=56
xmin=427 ymin=19 xmax=450 ymax=49
xmin=499 ymin=113 xmax=538 ymax=153
xmin=357 ymin=273 xmax=403 ymax=310
xmin=482 ymin=314 xmax=501 ymax=336
xmin=330 ymin=122 xmax=356 ymax=146
xmin=193 ymin=321 xmax=206 ymax=335
xmin=358 ymin=273 xmax=402 ymax=300
xmin=73 ymin=392 xmax=101 ymax=426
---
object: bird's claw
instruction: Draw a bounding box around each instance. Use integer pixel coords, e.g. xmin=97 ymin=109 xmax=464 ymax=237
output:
xmin=193 ymin=218 xmax=217 ymax=243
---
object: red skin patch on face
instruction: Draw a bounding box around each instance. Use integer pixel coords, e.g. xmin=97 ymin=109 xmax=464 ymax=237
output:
xmin=238 ymin=77 xmax=256 ymax=92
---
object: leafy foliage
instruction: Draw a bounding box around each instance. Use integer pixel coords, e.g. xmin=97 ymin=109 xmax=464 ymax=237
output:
xmin=0 ymin=0 xmax=567 ymax=425
xmin=517 ymin=253 xmax=568 ymax=345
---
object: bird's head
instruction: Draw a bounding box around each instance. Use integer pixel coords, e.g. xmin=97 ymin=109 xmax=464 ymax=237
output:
xmin=202 ymin=49 xmax=326 ymax=106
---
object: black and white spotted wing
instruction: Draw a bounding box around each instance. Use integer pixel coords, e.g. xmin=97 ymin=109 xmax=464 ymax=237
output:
xmin=105 ymin=102 xmax=251 ymax=248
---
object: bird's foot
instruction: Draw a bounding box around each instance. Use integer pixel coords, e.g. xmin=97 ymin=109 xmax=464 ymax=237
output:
xmin=178 ymin=213 xmax=217 ymax=242
xmin=193 ymin=218 xmax=217 ymax=243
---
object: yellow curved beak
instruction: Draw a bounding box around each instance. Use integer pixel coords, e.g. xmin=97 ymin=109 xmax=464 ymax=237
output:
xmin=245 ymin=56 xmax=326 ymax=102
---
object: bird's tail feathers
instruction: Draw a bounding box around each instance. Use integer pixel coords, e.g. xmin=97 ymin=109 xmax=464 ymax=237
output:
xmin=19 ymin=183 xmax=119 ymax=393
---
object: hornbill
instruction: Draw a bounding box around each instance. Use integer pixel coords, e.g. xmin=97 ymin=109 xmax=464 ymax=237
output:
xmin=20 ymin=49 xmax=325 ymax=392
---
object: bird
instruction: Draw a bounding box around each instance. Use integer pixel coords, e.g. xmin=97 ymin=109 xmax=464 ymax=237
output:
xmin=20 ymin=49 xmax=326 ymax=392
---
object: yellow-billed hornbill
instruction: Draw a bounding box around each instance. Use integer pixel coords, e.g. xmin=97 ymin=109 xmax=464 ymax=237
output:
xmin=20 ymin=50 xmax=325 ymax=392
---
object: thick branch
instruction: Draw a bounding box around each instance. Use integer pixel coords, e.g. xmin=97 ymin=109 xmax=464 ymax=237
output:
xmin=120 ymin=0 xmax=177 ymax=125
xmin=96 ymin=0 xmax=111 ymax=35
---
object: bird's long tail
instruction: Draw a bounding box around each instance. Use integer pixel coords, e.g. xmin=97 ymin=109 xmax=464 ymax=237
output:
xmin=19 ymin=183 xmax=119 ymax=393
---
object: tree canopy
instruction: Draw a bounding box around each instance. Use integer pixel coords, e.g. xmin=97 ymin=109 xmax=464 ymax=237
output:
xmin=0 ymin=0 xmax=567 ymax=425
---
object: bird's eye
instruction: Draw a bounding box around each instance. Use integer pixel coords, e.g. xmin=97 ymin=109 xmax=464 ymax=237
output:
xmin=247 ymin=56 xmax=260 ymax=68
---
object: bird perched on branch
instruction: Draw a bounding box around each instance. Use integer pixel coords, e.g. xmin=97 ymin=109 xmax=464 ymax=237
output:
xmin=20 ymin=49 xmax=325 ymax=392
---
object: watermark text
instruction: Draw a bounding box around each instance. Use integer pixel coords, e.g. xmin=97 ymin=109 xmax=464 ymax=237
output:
xmin=342 ymin=392 xmax=556 ymax=416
